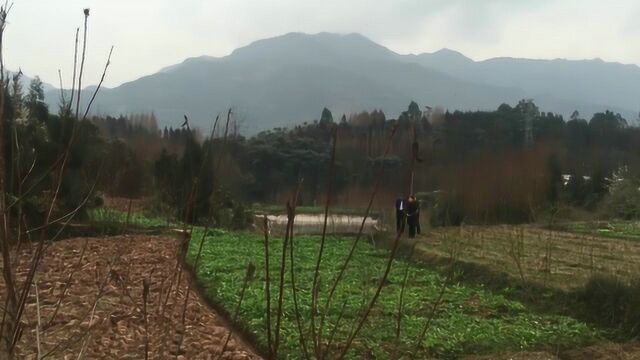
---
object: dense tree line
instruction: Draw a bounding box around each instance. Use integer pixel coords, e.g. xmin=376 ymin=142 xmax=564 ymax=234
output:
xmin=0 ymin=75 xmax=176 ymax=226
xmin=149 ymin=100 xmax=640 ymax=225
xmin=1 ymin=75 xmax=107 ymax=225
xmin=8 ymin=75 xmax=640 ymax=228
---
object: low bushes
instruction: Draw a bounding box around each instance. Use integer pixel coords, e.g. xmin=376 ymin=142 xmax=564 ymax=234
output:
xmin=575 ymin=275 xmax=640 ymax=336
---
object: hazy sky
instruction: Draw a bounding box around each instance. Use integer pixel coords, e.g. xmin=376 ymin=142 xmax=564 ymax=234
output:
xmin=5 ymin=0 xmax=640 ymax=88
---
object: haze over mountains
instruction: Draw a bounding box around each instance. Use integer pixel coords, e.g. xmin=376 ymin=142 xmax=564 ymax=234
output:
xmin=43 ymin=32 xmax=640 ymax=132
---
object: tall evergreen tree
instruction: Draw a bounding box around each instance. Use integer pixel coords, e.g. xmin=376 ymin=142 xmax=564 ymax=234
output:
xmin=24 ymin=76 xmax=48 ymax=122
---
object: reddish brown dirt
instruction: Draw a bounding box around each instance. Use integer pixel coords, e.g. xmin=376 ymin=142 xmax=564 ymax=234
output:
xmin=1 ymin=235 xmax=262 ymax=359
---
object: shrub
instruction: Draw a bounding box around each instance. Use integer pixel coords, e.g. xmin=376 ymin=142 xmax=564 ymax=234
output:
xmin=231 ymin=203 xmax=253 ymax=230
xmin=430 ymin=192 xmax=465 ymax=227
xmin=93 ymin=194 xmax=105 ymax=207
xmin=211 ymin=188 xmax=253 ymax=229
xmin=603 ymin=177 xmax=640 ymax=219
xmin=576 ymin=275 xmax=640 ymax=335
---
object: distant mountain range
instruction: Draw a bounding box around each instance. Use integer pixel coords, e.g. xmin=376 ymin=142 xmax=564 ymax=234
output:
xmin=43 ymin=32 xmax=639 ymax=133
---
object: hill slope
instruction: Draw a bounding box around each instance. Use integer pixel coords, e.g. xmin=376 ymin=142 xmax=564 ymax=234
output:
xmin=405 ymin=51 xmax=640 ymax=119
xmin=46 ymin=32 xmax=639 ymax=132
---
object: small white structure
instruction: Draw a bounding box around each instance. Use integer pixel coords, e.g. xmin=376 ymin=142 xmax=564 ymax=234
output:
xmin=256 ymin=213 xmax=380 ymax=235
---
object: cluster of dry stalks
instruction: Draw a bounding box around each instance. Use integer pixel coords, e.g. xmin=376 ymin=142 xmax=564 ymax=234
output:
xmin=0 ymin=7 xmax=120 ymax=358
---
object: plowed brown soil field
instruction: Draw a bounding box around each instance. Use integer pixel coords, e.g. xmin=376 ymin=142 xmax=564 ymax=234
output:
xmin=0 ymin=234 xmax=262 ymax=360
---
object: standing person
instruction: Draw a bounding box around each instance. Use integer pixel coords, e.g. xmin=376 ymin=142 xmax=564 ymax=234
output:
xmin=406 ymin=195 xmax=421 ymax=238
xmin=395 ymin=195 xmax=406 ymax=233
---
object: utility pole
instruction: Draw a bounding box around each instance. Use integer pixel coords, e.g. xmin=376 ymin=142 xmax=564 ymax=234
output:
xmin=524 ymin=113 xmax=534 ymax=148
xmin=520 ymin=99 xmax=536 ymax=148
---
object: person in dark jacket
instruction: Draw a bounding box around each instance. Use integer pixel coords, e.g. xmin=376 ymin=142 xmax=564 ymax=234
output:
xmin=395 ymin=195 xmax=406 ymax=233
xmin=406 ymin=195 xmax=421 ymax=238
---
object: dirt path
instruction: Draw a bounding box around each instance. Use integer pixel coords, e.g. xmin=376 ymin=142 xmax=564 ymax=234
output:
xmin=1 ymin=235 xmax=262 ymax=359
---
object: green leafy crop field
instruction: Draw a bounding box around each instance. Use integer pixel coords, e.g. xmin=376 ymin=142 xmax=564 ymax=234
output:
xmin=187 ymin=229 xmax=598 ymax=359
